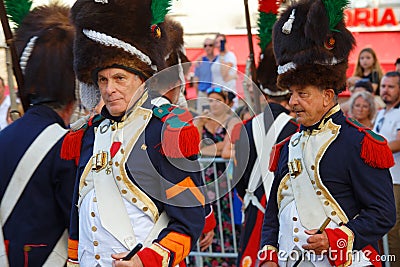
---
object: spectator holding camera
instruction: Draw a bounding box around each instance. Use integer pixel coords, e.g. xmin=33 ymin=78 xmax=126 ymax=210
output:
xmin=211 ymin=33 xmax=238 ymax=110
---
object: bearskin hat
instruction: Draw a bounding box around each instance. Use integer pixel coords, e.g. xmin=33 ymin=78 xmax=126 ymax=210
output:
xmin=257 ymin=43 xmax=289 ymax=97
xmin=14 ymin=4 xmax=76 ymax=108
xmin=256 ymin=0 xmax=289 ymax=97
xmin=273 ymin=0 xmax=355 ymax=93
xmin=71 ymin=0 xmax=171 ymax=109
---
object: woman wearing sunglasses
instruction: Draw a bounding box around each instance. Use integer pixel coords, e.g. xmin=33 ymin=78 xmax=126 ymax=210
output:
xmin=194 ymin=86 xmax=240 ymax=267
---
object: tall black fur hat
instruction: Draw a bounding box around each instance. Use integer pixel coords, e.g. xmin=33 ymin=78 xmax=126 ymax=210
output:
xmin=14 ymin=3 xmax=76 ymax=108
xmin=70 ymin=0 xmax=171 ymax=109
xmin=273 ymin=0 xmax=355 ymax=93
xmin=257 ymin=43 xmax=290 ymax=97
xmin=256 ymin=0 xmax=289 ymax=97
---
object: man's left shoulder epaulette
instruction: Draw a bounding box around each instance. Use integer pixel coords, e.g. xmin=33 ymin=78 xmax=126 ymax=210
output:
xmin=346 ymin=117 xmax=394 ymax=169
xmin=61 ymin=114 xmax=104 ymax=165
xmin=269 ymin=135 xmax=292 ymax=172
xmin=153 ymin=104 xmax=200 ymax=158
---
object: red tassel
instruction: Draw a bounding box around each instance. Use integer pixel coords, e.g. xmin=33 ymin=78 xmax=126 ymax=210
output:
xmin=60 ymin=129 xmax=85 ymax=165
xmin=269 ymin=136 xmax=291 ymax=172
xmin=162 ymin=125 xmax=200 ymax=158
xmin=361 ymin=133 xmax=394 ymax=169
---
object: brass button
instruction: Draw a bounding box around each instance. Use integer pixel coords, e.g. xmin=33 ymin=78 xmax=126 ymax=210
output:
xmin=283 ymin=185 xmax=288 ymax=190
xmin=132 ymin=198 xmax=137 ymax=203
xmin=111 ymin=125 xmax=116 ymax=131
xmin=92 ymin=226 xmax=97 ymax=232
xmin=311 ymin=180 xmax=316 ymax=184
xmin=121 ymin=189 xmax=127 ymax=194
xmin=91 ymin=212 xmax=95 ymax=217
xmin=116 ymin=176 xmax=122 ymax=181
xmin=324 ymin=201 xmax=330 ymax=206
xmin=293 ymin=217 xmax=297 ymax=221
xmin=141 ymin=144 xmax=147 ymax=150
xmin=121 ymin=148 xmax=124 ymax=154
xmin=23 ymin=245 xmax=31 ymax=252
xmin=294 ymin=237 xmax=299 ymax=242
xmin=331 ymin=211 xmax=337 ymax=216
xmin=109 ymin=161 xmax=113 ymax=166
xmin=95 ymin=254 xmax=101 ymax=260
xmin=115 ymin=162 xmax=119 ymax=167
xmin=143 ymin=207 xmax=148 ymax=212
xmin=332 ymin=130 xmax=337 ymax=134
xmin=294 ymin=228 xmax=299 ymax=233
xmin=93 ymin=241 xmax=99 ymax=246
xmin=316 ymin=191 xmax=322 ymax=195
xmin=93 ymin=197 xmax=97 ymax=202
xmin=311 ymin=165 xmax=315 ymax=170
xmin=84 ymin=181 xmax=88 ymax=186
xmin=143 ymin=115 xmax=148 ymax=120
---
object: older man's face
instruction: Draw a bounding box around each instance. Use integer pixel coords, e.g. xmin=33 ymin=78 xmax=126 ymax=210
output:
xmin=288 ymin=85 xmax=333 ymax=127
xmin=97 ymin=68 xmax=144 ymax=116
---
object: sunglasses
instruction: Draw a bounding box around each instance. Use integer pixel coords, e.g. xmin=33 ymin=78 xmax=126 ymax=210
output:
xmin=204 ymin=44 xmax=213 ymax=48
xmin=207 ymin=87 xmax=223 ymax=94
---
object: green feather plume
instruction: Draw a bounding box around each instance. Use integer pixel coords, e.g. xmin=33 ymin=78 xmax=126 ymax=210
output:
xmin=151 ymin=0 xmax=172 ymax=25
xmin=4 ymin=0 xmax=32 ymax=27
xmin=258 ymin=12 xmax=276 ymax=52
xmin=322 ymin=0 xmax=350 ymax=32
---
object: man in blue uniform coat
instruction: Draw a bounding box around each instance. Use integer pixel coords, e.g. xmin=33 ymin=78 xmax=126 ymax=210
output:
xmin=234 ymin=43 xmax=298 ymax=267
xmin=63 ymin=1 xmax=206 ymax=266
xmin=0 ymin=4 xmax=77 ymax=267
xmin=259 ymin=0 xmax=396 ymax=266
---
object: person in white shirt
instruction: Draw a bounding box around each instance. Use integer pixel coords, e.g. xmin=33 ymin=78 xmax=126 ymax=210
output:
xmin=211 ymin=33 xmax=238 ymax=110
xmin=373 ymin=71 xmax=400 ymax=267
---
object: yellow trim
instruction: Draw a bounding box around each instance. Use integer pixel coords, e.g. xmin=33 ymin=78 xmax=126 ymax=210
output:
xmin=119 ymin=166 xmax=159 ymax=222
xmin=317 ymin=104 xmax=341 ymax=130
xmin=339 ymin=225 xmax=354 ymax=267
xmin=79 ymin=158 xmax=93 ymax=193
xmin=313 ymin=119 xmax=349 ymax=224
xmin=150 ymin=243 xmax=170 ymax=267
xmin=261 ymin=245 xmax=278 ymax=253
xmin=277 ymin=174 xmax=290 ymax=209
xmin=118 ymin=107 xmax=158 ymax=222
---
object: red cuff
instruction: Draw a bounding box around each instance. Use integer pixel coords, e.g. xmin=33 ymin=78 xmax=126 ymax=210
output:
xmin=203 ymin=209 xmax=216 ymax=233
xmin=137 ymin=246 xmax=169 ymax=267
xmin=325 ymin=226 xmax=354 ymax=267
xmin=362 ymin=245 xmax=381 ymax=267
xmin=258 ymin=245 xmax=278 ymax=265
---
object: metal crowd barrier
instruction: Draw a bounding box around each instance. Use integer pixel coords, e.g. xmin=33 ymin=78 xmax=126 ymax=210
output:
xmin=188 ymin=157 xmax=239 ymax=266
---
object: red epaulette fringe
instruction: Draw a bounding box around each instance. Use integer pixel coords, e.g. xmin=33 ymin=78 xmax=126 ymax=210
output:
xmin=346 ymin=117 xmax=394 ymax=169
xmin=60 ymin=116 xmax=94 ymax=165
xmin=361 ymin=133 xmax=394 ymax=169
xmin=269 ymin=136 xmax=291 ymax=172
xmin=162 ymin=124 xmax=200 ymax=158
